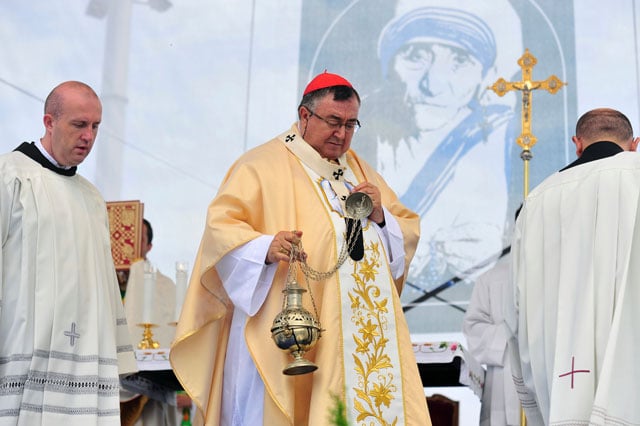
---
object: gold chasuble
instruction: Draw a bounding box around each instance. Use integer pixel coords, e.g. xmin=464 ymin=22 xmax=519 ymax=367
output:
xmin=170 ymin=123 xmax=430 ymax=425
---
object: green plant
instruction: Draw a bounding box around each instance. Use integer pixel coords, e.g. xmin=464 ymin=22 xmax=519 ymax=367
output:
xmin=329 ymin=393 xmax=349 ymax=426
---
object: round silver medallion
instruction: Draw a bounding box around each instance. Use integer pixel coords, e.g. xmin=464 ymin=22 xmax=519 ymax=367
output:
xmin=344 ymin=191 xmax=373 ymax=219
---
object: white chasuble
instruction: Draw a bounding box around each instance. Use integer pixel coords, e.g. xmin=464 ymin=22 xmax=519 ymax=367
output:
xmin=286 ymin=136 xmax=407 ymax=425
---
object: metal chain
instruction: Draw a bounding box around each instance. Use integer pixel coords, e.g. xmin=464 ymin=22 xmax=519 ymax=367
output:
xmin=293 ymin=219 xmax=361 ymax=281
xmin=286 ymin=220 xmax=362 ymax=319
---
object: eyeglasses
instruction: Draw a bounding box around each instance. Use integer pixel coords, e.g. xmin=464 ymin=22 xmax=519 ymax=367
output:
xmin=307 ymin=108 xmax=361 ymax=133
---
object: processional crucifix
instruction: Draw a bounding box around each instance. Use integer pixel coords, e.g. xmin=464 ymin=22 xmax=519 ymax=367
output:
xmin=489 ymin=48 xmax=566 ymax=198
xmin=488 ymin=49 xmax=566 ymax=426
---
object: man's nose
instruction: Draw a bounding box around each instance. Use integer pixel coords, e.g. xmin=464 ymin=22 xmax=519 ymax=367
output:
xmin=333 ymin=124 xmax=347 ymax=138
xmin=82 ymin=128 xmax=97 ymax=141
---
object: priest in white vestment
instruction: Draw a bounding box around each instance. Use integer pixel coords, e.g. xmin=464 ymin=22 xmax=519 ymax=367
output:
xmin=122 ymin=218 xmax=188 ymax=426
xmin=506 ymin=108 xmax=640 ymax=425
xmin=171 ymin=72 xmax=431 ymax=425
xmin=0 ymin=81 xmax=137 ymax=425
xmin=463 ymin=254 xmax=520 ymax=426
xmin=124 ymin=219 xmax=178 ymax=356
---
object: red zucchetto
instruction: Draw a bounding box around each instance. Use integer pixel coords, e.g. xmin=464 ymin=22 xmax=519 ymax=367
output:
xmin=303 ymin=71 xmax=353 ymax=95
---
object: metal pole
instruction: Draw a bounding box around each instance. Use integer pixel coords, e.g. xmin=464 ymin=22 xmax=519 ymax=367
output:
xmin=95 ymin=0 xmax=132 ymax=199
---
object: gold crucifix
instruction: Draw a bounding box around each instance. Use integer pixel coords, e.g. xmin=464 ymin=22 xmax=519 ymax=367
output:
xmin=488 ymin=49 xmax=566 ymax=197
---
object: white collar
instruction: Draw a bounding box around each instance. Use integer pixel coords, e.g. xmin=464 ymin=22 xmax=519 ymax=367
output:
xmin=36 ymin=139 xmax=72 ymax=169
xmin=279 ymin=123 xmax=348 ymax=182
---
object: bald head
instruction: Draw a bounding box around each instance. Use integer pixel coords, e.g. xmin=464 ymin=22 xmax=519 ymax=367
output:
xmin=572 ymin=108 xmax=638 ymax=156
xmin=577 ymin=108 xmax=633 ymax=144
xmin=44 ymin=81 xmax=100 ymax=119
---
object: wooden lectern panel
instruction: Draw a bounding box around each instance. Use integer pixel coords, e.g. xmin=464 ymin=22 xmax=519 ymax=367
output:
xmin=106 ymin=200 xmax=144 ymax=271
xmin=426 ymin=394 xmax=459 ymax=426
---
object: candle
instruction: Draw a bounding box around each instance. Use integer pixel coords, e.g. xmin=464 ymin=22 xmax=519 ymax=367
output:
xmin=175 ymin=261 xmax=189 ymax=323
xmin=142 ymin=261 xmax=156 ymax=324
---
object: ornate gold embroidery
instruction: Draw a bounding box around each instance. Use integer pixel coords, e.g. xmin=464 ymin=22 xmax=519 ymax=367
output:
xmin=349 ymin=241 xmax=398 ymax=425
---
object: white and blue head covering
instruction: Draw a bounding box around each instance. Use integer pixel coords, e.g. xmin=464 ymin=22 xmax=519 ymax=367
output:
xmin=378 ymin=6 xmax=497 ymax=78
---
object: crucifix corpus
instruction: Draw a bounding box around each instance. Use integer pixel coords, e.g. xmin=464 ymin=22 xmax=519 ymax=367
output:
xmin=488 ymin=48 xmax=566 ymax=197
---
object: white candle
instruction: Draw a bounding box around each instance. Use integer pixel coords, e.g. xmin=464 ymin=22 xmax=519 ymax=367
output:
xmin=142 ymin=261 xmax=156 ymax=324
xmin=175 ymin=261 xmax=189 ymax=323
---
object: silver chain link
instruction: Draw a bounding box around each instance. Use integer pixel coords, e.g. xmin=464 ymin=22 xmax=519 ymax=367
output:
xmin=291 ymin=219 xmax=361 ymax=281
xmin=286 ymin=220 xmax=362 ymax=318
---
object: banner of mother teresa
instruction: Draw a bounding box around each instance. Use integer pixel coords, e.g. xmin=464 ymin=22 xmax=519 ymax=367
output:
xmin=299 ymin=0 xmax=577 ymax=332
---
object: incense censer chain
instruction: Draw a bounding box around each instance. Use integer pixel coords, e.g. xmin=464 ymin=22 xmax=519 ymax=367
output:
xmin=270 ymin=191 xmax=373 ymax=375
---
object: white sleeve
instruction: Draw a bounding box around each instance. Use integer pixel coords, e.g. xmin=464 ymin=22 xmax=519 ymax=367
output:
xmin=462 ymin=273 xmax=510 ymax=367
xmin=215 ymin=235 xmax=278 ymax=316
xmin=375 ymin=206 xmax=406 ymax=280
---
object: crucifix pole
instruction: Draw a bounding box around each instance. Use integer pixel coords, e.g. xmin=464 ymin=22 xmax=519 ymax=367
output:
xmin=488 ymin=48 xmax=566 ymax=198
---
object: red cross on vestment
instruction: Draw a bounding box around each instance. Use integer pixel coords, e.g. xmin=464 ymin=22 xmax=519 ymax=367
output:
xmin=558 ymin=356 xmax=590 ymax=389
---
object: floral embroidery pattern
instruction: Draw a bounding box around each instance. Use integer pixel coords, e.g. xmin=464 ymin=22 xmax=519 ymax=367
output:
xmin=349 ymin=241 xmax=398 ymax=425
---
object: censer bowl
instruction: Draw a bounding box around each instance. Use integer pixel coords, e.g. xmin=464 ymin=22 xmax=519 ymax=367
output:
xmin=271 ymin=307 xmax=322 ymax=375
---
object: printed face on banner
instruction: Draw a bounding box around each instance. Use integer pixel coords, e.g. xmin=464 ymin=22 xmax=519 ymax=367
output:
xmin=300 ymin=0 xmax=575 ymax=332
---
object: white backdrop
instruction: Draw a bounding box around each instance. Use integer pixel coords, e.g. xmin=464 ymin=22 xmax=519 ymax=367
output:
xmin=2 ymin=0 xmax=640 ymax=422
xmin=0 ymin=1 xmax=303 ymax=279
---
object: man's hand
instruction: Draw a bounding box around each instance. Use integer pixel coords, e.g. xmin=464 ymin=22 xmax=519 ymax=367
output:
xmin=265 ymin=230 xmax=306 ymax=264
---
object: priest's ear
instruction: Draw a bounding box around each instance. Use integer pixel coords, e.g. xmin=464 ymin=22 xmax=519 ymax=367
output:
xmin=630 ymin=137 xmax=640 ymax=152
xmin=571 ymin=135 xmax=585 ymax=157
xmin=43 ymin=113 xmax=54 ymax=133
